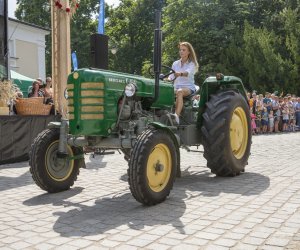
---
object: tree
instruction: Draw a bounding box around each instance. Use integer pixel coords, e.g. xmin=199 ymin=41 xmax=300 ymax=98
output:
xmin=70 ymin=0 xmax=99 ymax=69
xmin=106 ymin=0 xmax=163 ymax=74
xmin=15 ymin=0 xmax=99 ymax=75
xmin=163 ymin=0 xmax=251 ymax=83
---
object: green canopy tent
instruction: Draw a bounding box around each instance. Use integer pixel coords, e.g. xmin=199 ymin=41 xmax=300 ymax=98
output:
xmin=0 ymin=65 xmax=36 ymax=97
xmin=10 ymin=70 xmax=35 ymax=97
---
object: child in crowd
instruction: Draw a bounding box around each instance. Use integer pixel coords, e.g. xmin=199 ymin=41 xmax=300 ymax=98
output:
xmin=250 ymin=109 xmax=256 ymax=135
xmin=268 ymin=110 xmax=274 ymax=133
xmin=273 ymin=96 xmax=280 ymax=132
xmin=255 ymin=106 xmax=262 ymax=134
xmin=261 ymin=107 xmax=269 ymax=133
xmin=282 ymin=104 xmax=289 ymax=131
xmin=288 ymin=98 xmax=296 ymax=131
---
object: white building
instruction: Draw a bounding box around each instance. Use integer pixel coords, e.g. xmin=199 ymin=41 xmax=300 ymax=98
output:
xmin=8 ymin=18 xmax=50 ymax=80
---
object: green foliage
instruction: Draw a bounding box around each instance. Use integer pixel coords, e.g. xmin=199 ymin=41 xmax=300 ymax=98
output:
xmin=15 ymin=0 xmax=99 ymax=75
xmin=15 ymin=0 xmax=300 ymax=95
xmin=70 ymin=0 xmax=99 ymax=69
xmin=106 ymin=0 xmax=163 ymax=74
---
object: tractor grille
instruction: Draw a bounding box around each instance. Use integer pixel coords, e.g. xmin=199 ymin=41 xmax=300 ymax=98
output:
xmin=68 ymin=82 xmax=105 ymax=120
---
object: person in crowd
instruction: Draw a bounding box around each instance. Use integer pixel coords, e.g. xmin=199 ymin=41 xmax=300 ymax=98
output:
xmin=263 ymin=92 xmax=272 ymax=113
xmin=28 ymin=81 xmax=44 ymax=98
xmin=268 ymin=110 xmax=274 ymax=133
xmin=168 ymin=41 xmax=199 ymax=124
xmin=261 ymin=107 xmax=269 ymax=133
xmin=273 ymin=96 xmax=281 ymax=133
xmin=296 ymin=97 xmax=300 ymax=127
xmin=257 ymin=94 xmax=264 ymax=111
xmin=248 ymin=92 xmax=253 ymax=108
xmin=250 ymin=109 xmax=256 ymax=135
xmin=36 ymin=78 xmax=44 ymax=88
xmin=281 ymin=99 xmax=289 ymax=132
xmin=251 ymin=92 xmax=257 ymax=114
xmin=44 ymin=76 xmax=53 ymax=104
xmin=288 ymin=96 xmax=296 ymax=131
xmin=255 ymin=105 xmax=262 ymax=134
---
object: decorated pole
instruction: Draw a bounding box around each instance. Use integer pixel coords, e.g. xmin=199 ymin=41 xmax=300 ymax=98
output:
xmin=51 ymin=0 xmax=79 ymax=118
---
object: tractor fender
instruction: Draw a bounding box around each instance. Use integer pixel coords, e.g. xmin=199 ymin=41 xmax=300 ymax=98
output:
xmin=149 ymin=122 xmax=181 ymax=177
xmin=47 ymin=122 xmax=62 ymax=129
xmin=149 ymin=122 xmax=179 ymax=146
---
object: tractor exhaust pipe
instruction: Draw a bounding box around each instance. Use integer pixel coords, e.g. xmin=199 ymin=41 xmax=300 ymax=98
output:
xmin=153 ymin=10 xmax=162 ymax=104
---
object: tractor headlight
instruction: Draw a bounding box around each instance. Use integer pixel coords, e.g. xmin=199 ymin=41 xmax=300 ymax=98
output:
xmin=64 ymin=88 xmax=68 ymax=99
xmin=125 ymin=83 xmax=136 ymax=97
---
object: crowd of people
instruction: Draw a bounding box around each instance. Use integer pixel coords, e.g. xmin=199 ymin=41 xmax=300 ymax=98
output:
xmin=27 ymin=76 xmax=53 ymax=104
xmin=248 ymin=92 xmax=300 ymax=134
xmin=11 ymin=76 xmax=54 ymax=115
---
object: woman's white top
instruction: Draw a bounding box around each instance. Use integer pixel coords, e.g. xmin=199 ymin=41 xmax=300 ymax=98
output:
xmin=169 ymin=59 xmax=196 ymax=91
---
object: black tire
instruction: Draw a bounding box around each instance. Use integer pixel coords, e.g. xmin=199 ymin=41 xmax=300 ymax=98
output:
xmin=29 ymin=128 xmax=83 ymax=193
xmin=201 ymin=90 xmax=251 ymax=176
xmin=128 ymin=128 xmax=177 ymax=205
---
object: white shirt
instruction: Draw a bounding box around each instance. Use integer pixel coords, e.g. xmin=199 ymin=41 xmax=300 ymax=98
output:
xmin=169 ymin=59 xmax=196 ymax=91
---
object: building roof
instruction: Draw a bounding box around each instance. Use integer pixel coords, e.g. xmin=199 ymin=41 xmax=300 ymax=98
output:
xmin=8 ymin=17 xmax=50 ymax=32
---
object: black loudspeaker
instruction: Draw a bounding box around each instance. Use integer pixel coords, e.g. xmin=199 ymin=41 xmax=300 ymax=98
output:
xmin=0 ymin=0 xmax=8 ymax=79
xmin=90 ymin=33 xmax=108 ymax=70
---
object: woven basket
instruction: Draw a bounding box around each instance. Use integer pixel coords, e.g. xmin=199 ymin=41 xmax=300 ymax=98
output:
xmin=15 ymin=98 xmax=52 ymax=115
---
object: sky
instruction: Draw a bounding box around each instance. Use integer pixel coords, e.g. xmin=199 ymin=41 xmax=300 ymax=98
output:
xmin=8 ymin=0 xmax=120 ymax=18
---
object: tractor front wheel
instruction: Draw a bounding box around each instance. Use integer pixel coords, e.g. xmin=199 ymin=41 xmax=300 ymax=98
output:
xmin=29 ymin=128 xmax=83 ymax=193
xmin=201 ymin=90 xmax=251 ymax=176
xmin=128 ymin=128 xmax=177 ymax=205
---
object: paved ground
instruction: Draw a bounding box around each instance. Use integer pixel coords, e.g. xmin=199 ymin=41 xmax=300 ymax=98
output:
xmin=0 ymin=132 xmax=300 ymax=250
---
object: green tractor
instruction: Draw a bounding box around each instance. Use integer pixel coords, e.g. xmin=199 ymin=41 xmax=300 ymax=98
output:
xmin=29 ymin=12 xmax=251 ymax=206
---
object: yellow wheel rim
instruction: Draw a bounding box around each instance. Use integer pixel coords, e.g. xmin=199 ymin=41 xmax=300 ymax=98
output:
xmin=230 ymin=107 xmax=248 ymax=159
xmin=146 ymin=143 xmax=172 ymax=192
xmin=45 ymin=140 xmax=74 ymax=181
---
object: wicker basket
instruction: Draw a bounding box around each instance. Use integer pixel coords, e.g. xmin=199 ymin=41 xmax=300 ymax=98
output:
xmin=15 ymin=98 xmax=52 ymax=115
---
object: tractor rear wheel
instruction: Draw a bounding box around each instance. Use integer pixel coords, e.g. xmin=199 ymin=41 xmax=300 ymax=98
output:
xmin=128 ymin=128 xmax=177 ymax=205
xmin=201 ymin=90 xmax=251 ymax=176
xmin=29 ymin=128 xmax=83 ymax=193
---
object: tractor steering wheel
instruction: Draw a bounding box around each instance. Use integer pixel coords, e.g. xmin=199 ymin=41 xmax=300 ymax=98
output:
xmin=148 ymin=65 xmax=176 ymax=81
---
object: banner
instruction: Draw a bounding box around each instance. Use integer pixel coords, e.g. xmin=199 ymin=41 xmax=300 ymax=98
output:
xmin=97 ymin=0 xmax=105 ymax=34
xmin=71 ymin=51 xmax=78 ymax=71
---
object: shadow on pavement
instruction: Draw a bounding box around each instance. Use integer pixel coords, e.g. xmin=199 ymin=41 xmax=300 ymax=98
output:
xmin=0 ymin=161 xmax=29 ymax=169
xmin=23 ymin=167 xmax=270 ymax=238
xmin=176 ymin=167 xmax=270 ymax=197
xmin=23 ymin=187 xmax=84 ymax=206
xmin=0 ymin=170 xmax=32 ymax=192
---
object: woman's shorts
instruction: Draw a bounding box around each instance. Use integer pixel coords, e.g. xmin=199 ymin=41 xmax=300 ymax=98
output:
xmin=179 ymin=88 xmax=196 ymax=99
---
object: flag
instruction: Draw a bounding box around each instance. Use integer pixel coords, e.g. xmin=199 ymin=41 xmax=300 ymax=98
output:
xmin=71 ymin=51 xmax=78 ymax=71
xmin=98 ymin=0 xmax=105 ymax=34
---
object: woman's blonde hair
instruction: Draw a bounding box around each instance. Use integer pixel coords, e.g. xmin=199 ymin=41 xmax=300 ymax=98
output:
xmin=179 ymin=41 xmax=199 ymax=72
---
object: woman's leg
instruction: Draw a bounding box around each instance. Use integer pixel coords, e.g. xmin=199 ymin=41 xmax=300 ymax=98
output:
xmin=175 ymin=88 xmax=192 ymax=116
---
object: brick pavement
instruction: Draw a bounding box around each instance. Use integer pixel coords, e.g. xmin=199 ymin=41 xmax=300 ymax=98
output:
xmin=0 ymin=132 xmax=299 ymax=249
